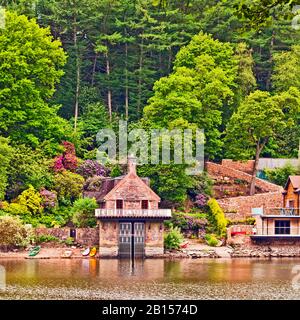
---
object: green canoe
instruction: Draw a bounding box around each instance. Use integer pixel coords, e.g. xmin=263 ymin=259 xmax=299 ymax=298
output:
xmin=29 ymin=246 xmax=41 ymax=257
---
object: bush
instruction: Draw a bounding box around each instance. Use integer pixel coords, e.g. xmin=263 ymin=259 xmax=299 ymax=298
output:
xmin=4 ymin=202 xmax=29 ymax=216
xmin=71 ymin=197 xmax=98 ymax=227
xmin=40 ymin=189 xmax=58 ymax=209
xmin=205 ymin=234 xmax=219 ymax=247
xmin=0 ymin=215 xmax=32 ymax=247
xmin=195 ymin=194 xmax=208 ymax=208
xmin=83 ymin=176 xmax=104 ymax=191
xmin=35 ymin=234 xmax=59 ymax=244
xmin=65 ymin=237 xmax=74 ymax=246
xmin=0 ymin=137 xmax=13 ymax=200
xmin=227 ymin=217 xmax=256 ymax=226
xmin=192 ymin=172 xmax=213 ymax=196
xmin=207 ymin=198 xmax=227 ymax=237
xmin=164 ymin=226 xmax=184 ymax=250
xmin=77 ymin=160 xmax=108 ymax=179
xmin=6 ymin=145 xmax=54 ymax=200
xmin=16 ymin=186 xmax=43 ymax=215
xmin=170 ymin=212 xmax=206 ymax=231
xmin=53 ymin=171 xmax=84 ymax=202
xmin=264 ymin=163 xmax=298 ymax=187
xmin=53 ymin=141 xmax=78 ymax=172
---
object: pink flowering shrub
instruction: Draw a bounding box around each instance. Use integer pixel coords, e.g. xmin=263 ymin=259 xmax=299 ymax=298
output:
xmin=53 ymin=141 xmax=78 ymax=172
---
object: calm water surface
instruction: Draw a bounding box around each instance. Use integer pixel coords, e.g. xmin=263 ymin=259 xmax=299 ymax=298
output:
xmin=0 ymin=258 xmax=300 ymax=300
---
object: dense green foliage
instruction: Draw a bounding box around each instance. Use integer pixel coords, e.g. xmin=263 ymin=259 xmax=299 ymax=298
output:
xmin=0 ymin=11 xmax=70 ymax=147
xmin=264 ymin=163 xmax=299 ymax=187
xmin=206 ymin=198 xmax=227 ymax=237
xmin=0 ymin=1 xmax=300 ymax=231
xmin=0 ymin=137 xmax=13 ymax=200
xmin=71 ymin=197 xmax=98 ymax=227
xmin=204 ymin=234 xmax=219 ymax=247
xmin=164 ymin=226 xmax=184 ymax=250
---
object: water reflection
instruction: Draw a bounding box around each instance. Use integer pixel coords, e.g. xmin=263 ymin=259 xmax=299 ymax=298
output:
xmin=0 ymin=258 xmax=300 ymax=299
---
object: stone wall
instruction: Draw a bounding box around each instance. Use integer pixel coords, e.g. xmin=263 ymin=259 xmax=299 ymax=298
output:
xmin=35 ymin=227 xmax=99 ymax=246
xmin=218 ymin=192 xmax=283 ymax=220
xmin=145 ymin=221 xmax=164 ymax=256
xmin=232 ymin=241 xmax=300 ymax=257
xmin=227 ymin=225 xmax=254 ymax=245
xmin=98 ymin=221 xmax=119 ymax=257
xmin=221 ymin=159 xmax=255 ymax=174
xmin=206 ymin=162 xmax=282 ymax=193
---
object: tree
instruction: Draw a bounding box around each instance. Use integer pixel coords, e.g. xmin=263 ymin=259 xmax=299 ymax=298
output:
xmin=6 ymin=145 xmax=54 ymax=200
xmin=0 ymin=137 xmax=13 ymax=200
xmin=225 ymin=90 xmax=299 ymax=195
xmin=234 ymin=43 xmax=257 ymax=101
xmin=53 ymin=170 xmax=84 ymax=202
xmin=71 ymin=197 xmax=98 ymax=227
xmin=0 ymin=11 xmax=69 ymax=146
xmin=144 ymin=32 xmax=237 ymax=158
xmin=235 ymin=0 xmax=298 ymax=28
xmin=272 ymin=45 xmax=300 ymax=92
xmin=138 ymin=163 xmax=195 ymax=205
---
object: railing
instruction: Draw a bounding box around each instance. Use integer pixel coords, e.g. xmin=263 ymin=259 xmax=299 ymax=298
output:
xmin=263 ymin=208 xmax=300 ymax=216
xmin=252 ymin=227 xmax=300 ymax=236
xmin=95 ymin=208 xmax=172 ymax=218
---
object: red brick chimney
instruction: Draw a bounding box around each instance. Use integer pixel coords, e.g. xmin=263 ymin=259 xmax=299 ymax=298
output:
xmin=128 ymin=155 xmax=137 ymax=175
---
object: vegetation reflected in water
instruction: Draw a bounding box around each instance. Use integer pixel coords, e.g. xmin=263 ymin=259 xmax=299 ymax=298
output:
xmin=0 ymin=258 xmax=300 ymax=300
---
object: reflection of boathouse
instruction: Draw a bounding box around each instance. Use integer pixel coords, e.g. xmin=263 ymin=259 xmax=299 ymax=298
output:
xmin=85 ymin=156 xmax=171 ymax=258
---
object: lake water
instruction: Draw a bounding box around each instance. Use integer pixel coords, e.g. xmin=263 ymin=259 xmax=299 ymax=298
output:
xmin=0 ymin=258 xmax=300 ymax=300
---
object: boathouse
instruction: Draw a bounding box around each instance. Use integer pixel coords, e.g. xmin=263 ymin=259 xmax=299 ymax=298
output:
xmin=86 ymin=156 xmax=171 ymax=258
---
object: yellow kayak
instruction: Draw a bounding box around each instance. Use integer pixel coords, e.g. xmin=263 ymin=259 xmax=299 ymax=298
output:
xmin=89 ymin=247 xmax=97 ymax=257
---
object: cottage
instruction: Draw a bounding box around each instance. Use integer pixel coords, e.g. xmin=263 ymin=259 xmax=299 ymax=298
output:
xmin=251 ymin=175 xmax=300 ymax=239
xmin=86 ymin=156 xmax=171 ymax=258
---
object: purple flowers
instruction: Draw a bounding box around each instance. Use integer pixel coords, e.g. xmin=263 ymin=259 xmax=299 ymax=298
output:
xmin=40 ymin=189 xmax=57 ymax=208
xmin=77 ymin=160 xmax=109 ymax=179
xmin=195 ymin=193 xmax=207 ymax=208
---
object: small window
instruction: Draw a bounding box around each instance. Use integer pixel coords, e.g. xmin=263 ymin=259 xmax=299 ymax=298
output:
xmin=116 ymin=199 xmax=123 ymax=209
xmin=100 ymin=202 xmax=106 ymax=209
xmin=275 ymin=220 xmax=290 ymax=235
xmin=141 ymin=200 xmax=149 ymax=209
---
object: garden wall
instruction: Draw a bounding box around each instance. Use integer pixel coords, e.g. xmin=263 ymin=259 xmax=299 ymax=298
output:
xmin=221 ymin=159 xmax=255 ymax=174
xmin=206 ymin=162 xmax=282 ymax=193
xmin=218 ymin=192 xmax=283 ymax=220
xmin=35 ymin=227 xmax=99 ymax=246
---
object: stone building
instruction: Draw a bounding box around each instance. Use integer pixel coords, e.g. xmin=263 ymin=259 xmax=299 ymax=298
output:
xmin=251 ymin=176 xmax=300 ymax=241
xmin=86 ymin=157 xmax=171 ymax=258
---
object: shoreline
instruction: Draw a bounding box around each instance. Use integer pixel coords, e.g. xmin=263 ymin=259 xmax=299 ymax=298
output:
xmin=1 ymin=245 xmax=300 ymax=259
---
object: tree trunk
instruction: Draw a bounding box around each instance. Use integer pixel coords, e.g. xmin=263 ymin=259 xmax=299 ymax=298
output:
xmin=137 ymin=36 xmax=144 ymax=116
xmin=91 ymin=53 xmax=98 ymax=87
xmin=266 ymin=29 xmax=275 ymax=91
xmin=168 ymin=49 xmax=172 ymax=73
xmin=105 ymin=52 xmax=112 ymax=121
xmin=250 ymin=139 xmax=267 ymax=195
xmin=125 ymin=41 xmax=129 ymax=120
xmin=73 ymin=18 xmax=80 ymax=131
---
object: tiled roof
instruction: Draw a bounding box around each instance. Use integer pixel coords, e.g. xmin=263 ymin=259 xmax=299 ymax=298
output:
xmin=285 ymin=176 xmax=300 ymax=190
xmin=84 ymin=176 xmax=150 ymax=203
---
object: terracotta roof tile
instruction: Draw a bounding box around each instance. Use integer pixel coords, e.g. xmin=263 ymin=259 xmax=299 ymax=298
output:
xmin=286 ymin=176 xmax=300 ymax=190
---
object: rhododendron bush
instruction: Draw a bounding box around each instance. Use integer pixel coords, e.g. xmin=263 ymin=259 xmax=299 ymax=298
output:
xmin=53 ymin=141 xmax=78 ymax=172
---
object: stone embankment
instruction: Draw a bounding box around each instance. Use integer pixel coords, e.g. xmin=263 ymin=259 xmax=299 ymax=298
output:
xmin=231 ymin=245 xmax=300 ymax=257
